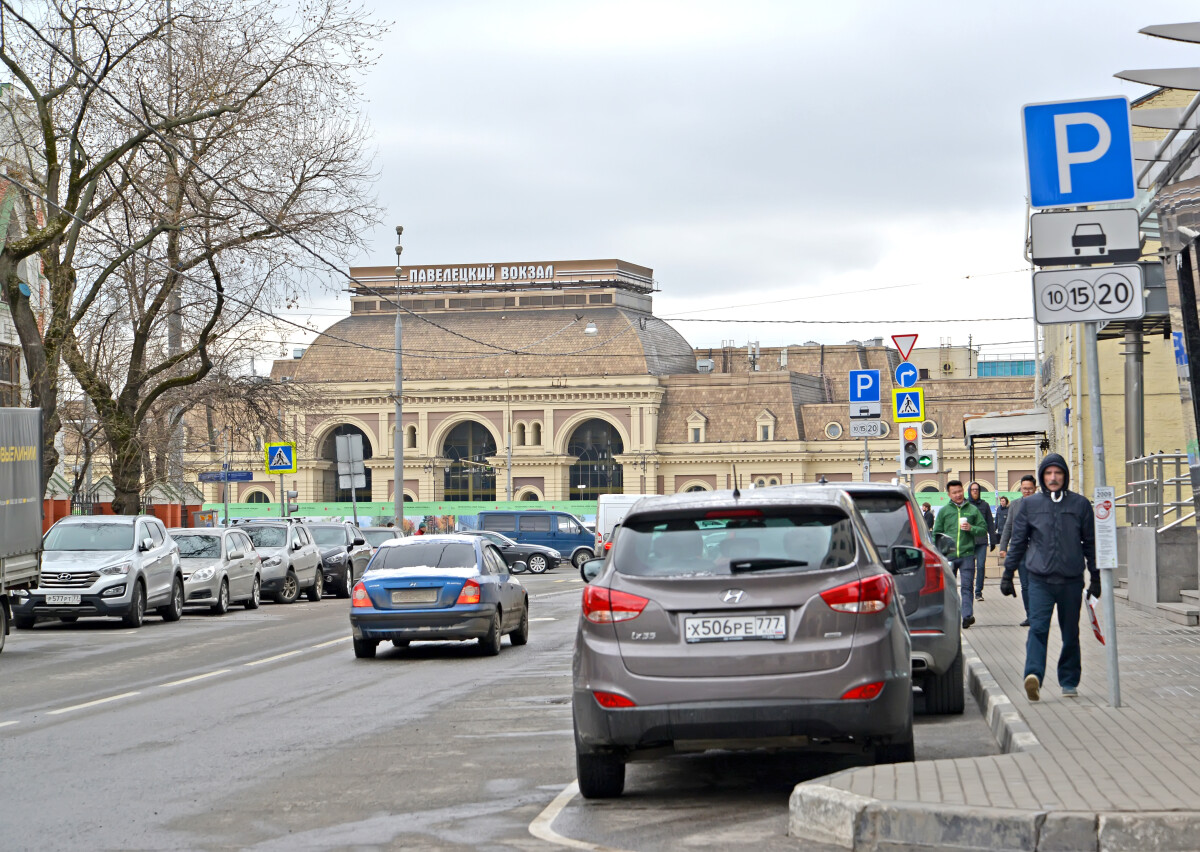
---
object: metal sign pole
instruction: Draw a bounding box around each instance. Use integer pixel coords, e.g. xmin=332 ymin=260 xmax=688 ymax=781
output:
xmin=1085 ymin=319 xmax=1121 ymax=707
xmin=279 ymin=473 xmax=285 ymax=519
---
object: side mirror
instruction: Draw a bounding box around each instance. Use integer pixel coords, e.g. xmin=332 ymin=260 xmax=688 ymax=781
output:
xmin=140 ymin=537 xmax=154 ymax=552
xmin=934 ymin=533 xmax=957 ymax=558
xmin=890 ymin=546 xmax=925 ymax=575
xmin=353 ymin=537 xmax=366 ymax=546
xmin=510 ymin=560 xmax=528 ymax=575
xmin=228 ymin=550 xmax=244 ymax=561
xmin=581 ymin=557 xmax=605 ymax=583
xmin=292 ymin=541 xmax=303 ymax=552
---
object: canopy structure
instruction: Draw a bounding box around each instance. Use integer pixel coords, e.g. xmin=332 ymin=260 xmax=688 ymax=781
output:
xmin=963 ymin=408 xmax=1051 ymax=484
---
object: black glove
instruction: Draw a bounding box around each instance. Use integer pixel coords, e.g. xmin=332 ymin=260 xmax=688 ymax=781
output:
xmin=990 ymin=544 xmax=996 ymax=552
xmin=1088 ymin=577 xmax=1102 ymax=600
xmin=999 ymin=576 xmax=1016 ymax=598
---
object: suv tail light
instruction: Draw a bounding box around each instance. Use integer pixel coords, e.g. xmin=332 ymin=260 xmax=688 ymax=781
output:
xmin=457 ymin=580 xmax=482 ymax=605
xmin=820 ymin=574 xmax=894 ymax=614
xmin=582 ymin=585 xmax=649 ymax=623
xmin=841 ymin=681 xmax=884 ymax=700
xmin=903 ymin=501 xmax=944 ymax=595
xmin=593 ymin=690 xmax=637 ymax=708
xmin=351 ymin=582 xmax=371 ymax=608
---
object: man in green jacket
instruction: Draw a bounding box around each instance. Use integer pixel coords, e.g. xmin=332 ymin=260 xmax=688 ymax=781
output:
xmin=932 ymin=479 xmax=988 ymax=629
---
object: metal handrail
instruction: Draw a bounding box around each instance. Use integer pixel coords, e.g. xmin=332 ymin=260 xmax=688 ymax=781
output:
xmin=1121 ymin=452 xmax=1195 ymax=528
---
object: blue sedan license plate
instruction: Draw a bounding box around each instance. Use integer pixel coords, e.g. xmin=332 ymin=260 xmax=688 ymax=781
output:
xmin=391 ymin=589 xmax=438 ymax=604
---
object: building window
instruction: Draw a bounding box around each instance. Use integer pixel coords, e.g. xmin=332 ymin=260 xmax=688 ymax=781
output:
xmin=824 ymin=422 xmax=843 ymax=440
xmin=568 ymin=418 xmax=623 ymax=500
xmin=0 ymin=344 xmax=20 ymax=406
xmin=761 ymin=425 xmax=769 ymax=441
xmin=442 ymin=421 xmax=497 ymax=501
xmin=515 ymin=423 xmax=526 ymax=447
xmin=977 ymin=360 xmax=1036 ymax=377
xmin=246 ymin=491 xmax=270 ymax=504
xmin=530 ymin=422 xmax=542 ymax=445
xmin=691 ymin=428 xmax=700 ymax=443
xmin=320 ymin=424 xmax=373 ymax=502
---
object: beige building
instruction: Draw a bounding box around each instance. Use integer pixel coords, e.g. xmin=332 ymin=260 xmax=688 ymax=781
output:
xmin=193 ymin=259 xmax=1038 ymax=507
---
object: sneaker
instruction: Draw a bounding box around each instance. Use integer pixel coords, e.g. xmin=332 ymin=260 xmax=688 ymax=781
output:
xmin=1019 ymin=619 xmax=1030 ymax=627
xmin=1024 ymin=674 xmax=1040 ymax=702
xmin=1062 ymin=686 xmax=1079 ymax=698
xmin=975 ymin=593 xmax=984 ymax=601
xmin=962 ymin=616 xmax=975 ymax=630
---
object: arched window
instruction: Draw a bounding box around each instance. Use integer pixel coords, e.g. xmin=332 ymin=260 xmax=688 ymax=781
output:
xmin=442 ymin=421 xmax=497 ymax=501
xmin=515 ymin=423 xmax=526 ymax=447
xmin=520 ymin=491 xmax=540 ymax=501
xmin=405 ymin=425 xmax=417 ymax=450
xmin=246 ymin=491 xmax=270 ymax=504
xmin=685 ymin=485 xmax=708 ymax=493
xmin=568 ymin=419 xmax=623 ymax=501
xmin=530 ymin=422 xmax=542 ymax=445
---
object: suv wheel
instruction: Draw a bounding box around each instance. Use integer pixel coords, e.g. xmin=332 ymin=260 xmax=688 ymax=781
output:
xmin=274 ymin=570 xmax=299 ymax=604
xmin=306 ymin=571 xmax=324 ymax=602
xmin=576 ymin=733 xmax=625 ymax=798
xmin=353 ymin=638 xmax=377 ymax=659
xmin=340 ymin=567 xmax=355 ymax=599
xmin=924 ymin=648 xmax=965 ymax=715
xmin=123 ymin=581 xmax=146 ymax=628
xmin=211 ymin=579 xmax=230 ymax=615
xmin=159 ymin=576 xmax=184 ymax=622
xmin=14 ymin=614 xmax=35 ymax=630
xmin=527 ymin=554 xmax=548 ymax=574
xmin=244 ymin=576 xmax=261 ymax=610
xmin=479 ymin=609 xmax=502 ymax=656
xmin=572 ymin=549 xmax=593 ymax=569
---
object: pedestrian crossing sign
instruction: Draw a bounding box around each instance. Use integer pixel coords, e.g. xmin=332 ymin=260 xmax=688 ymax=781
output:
xmin=265 ymin=441 xmax=297 ymax=474
xmin=891 ymin=388 xmax=924 ymax=423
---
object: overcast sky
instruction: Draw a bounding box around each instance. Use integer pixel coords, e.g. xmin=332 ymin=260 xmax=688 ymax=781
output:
xmin=282 ymin=1 xmax=1200 ymax=363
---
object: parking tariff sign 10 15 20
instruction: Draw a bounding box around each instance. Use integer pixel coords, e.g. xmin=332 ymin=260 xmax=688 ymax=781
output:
xmin=1032 ymin=264 xmax=1145 ymax=325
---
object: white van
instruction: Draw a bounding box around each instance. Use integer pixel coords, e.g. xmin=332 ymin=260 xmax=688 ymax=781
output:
xmin=596 ymin=494 xmax=645 ymax=554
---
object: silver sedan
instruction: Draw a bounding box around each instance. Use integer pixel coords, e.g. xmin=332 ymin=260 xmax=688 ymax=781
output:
xmin=170 ymin=528 xmax=263 ymax=615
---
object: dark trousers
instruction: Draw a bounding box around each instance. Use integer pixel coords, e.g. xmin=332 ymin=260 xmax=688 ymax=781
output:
xmin=973 ymin=543 xmax=989 ymax=595
xmin=952 ymin=555 xmax=975 ymax=619
xmin=1017 ymin=562 xmax=1030 ymax=617
xmin=1025 ymin=575 xmax=1083 ymax=689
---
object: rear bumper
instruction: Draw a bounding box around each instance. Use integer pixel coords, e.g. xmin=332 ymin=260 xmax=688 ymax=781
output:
xmin=573 ymin=678 xmax=912 ymax=754
xmin=350 ymin=604 xmax=496 ymax=642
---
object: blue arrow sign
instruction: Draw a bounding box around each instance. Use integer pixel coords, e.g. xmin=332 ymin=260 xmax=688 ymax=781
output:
xmin=894 ymin=362 xmax=918 ymax=388
xmin=848 ymin=370 xmax=880 ymax=403
xmin=1023 ymin=96 xmax=1135 ymax=208
xmin=198 ymin=471 xmax=254 ymax=483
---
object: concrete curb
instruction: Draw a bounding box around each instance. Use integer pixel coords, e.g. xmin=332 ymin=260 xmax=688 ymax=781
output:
xmin=961 ymin=634 xmax=1042 ymax=754
xmin=788 ymin=641 xmax=1200 ymax=850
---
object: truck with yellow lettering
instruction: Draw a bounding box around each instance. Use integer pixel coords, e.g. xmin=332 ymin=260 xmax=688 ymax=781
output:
xmin=0 ymin=408 xmax=41 ymax=654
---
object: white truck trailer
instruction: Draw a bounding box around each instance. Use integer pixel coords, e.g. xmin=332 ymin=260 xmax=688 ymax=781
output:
xmin=0 ymin=408 xmax=42 ymax=653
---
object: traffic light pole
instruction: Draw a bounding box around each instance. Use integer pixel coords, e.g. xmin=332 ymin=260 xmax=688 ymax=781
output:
xmin=862 ymin=437 xmax=870 ymax=481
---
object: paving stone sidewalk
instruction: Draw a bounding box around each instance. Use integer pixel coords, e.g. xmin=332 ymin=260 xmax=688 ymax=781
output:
xmin=789 ymin=575 xmax=1200 ymax=851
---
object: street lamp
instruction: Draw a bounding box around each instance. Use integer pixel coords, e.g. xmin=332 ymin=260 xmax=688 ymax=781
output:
xmin=505 ymin=369 xmax=512 ymax=502
xmin=393 ymin=226 xmax=404 ymax=534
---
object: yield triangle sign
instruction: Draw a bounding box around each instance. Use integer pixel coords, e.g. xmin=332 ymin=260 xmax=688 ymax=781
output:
xmin=892 ymin=334 xmax=918 ymax=361
xmin=270 ymin=447 xmax=291 ymax=468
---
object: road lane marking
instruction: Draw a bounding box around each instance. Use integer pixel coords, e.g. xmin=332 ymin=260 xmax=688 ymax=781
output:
xmin=159 ymin=670 xmax=230 ymax=688
xmin=48 ymin=691 xmax=140 ymax=715
xmin=243 ymin=650 xmax=302 ymax=667
xmin=311 ymin=637 xmax=351 ymax=649
xmin=529 ymin=781 xmax=633 ymax=851
xmin=0 ymin=721 xmax=18 ymax=729
xmin=530 ymin=617 xmax=557 ymax=622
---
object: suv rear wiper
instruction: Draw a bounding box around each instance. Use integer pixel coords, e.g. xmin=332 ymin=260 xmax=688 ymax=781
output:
xmin=729 ymin=558 xmax=809 ymax=573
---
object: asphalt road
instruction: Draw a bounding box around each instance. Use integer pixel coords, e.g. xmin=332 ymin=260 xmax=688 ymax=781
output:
xmin=0 ymin=572 xmax=999 ymax=851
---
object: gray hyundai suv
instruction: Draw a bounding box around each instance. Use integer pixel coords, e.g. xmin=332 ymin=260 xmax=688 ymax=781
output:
xmin=572 ymin=487 xmax=915 ymax=798
xmin=14 ymin=515 xmax=184 ymax=629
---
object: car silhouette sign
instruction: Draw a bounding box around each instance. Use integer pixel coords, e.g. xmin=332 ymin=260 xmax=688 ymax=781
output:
xmin=1031 ymin=209 xmax=1140 ymax=267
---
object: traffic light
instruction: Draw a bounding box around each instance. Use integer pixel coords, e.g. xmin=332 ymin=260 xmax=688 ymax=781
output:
xmin=286 ymin=490 xmax=299 ymax=516
xmin=900 ymin=426 xmax=921 ymax=471
xmin=918 ymin=449 xmax=938 ymax=472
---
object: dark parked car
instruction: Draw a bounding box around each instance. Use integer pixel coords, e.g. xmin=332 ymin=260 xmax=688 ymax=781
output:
xmin=350 ymin=535 xmax=530 ymax=658
xmin=307 ymin=522 xmax=372 ymax=598
xmin=838 ymin=482 xmax=964 ymax=715
xmin=361 ymin=528 xmax=402 ymax=555
xmin=572 ymin=487 xmax=915 ymax=798
xmin=459 ymin=529 xmax=562 ymax=574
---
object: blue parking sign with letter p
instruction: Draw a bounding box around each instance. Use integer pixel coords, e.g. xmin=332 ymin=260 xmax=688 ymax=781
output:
xmin=1023 ymin=96 xmax=1135 ymax=208
xmin=848 ymin=370 xmax=880 ymax=403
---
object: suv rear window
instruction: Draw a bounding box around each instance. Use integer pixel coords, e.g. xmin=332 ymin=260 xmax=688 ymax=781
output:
xmin=850 ymin=495 xmax=915 ymax=550
xmin=615 ymin=508 xmax=857 ymax=577
xmin=371 ymin=542 xmax=477 ymax=571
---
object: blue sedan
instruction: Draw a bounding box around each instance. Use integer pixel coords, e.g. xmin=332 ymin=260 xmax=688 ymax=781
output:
xmin=349 ymin=535 xmax=530 ymax=658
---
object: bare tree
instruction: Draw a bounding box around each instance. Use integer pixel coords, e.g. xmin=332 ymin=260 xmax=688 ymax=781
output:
xmin=0 ymin=0 xmax=382 ymax=510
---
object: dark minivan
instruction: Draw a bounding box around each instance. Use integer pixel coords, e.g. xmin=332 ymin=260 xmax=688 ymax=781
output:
xmin=477 ymin=510 xmax=594 ymax=568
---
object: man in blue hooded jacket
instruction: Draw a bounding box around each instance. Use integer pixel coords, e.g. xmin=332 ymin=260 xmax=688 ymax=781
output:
xmin=1001 ymin=453 xmax=1098 ymax=701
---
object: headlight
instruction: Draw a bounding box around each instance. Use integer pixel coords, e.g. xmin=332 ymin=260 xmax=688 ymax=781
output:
xmin=102 ymin=585 xmax=125 ymax=597
xmin=550 ymin=550 xmax=562 ymax=558
xmin=262 ymin=556 xmax=282 ymax=568
xmin=98 ymin=561 xmax=132 ymax=576
xmin=191 ymin=566 xmax=216 ymax=582
xmin=326 ymin=552 xmax=345 ymax=564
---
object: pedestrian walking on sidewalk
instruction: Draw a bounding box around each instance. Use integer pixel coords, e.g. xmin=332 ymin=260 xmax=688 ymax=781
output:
xmin=967 ymin=481 xmax=995 ymax=601
xmin=998 ymin=475 xmax=1037 ymax=626
xmin=993 ymin=496 xmax=1009 ymax=547
xmin=932 ymin=480 xmax=987 ymax=630
xmin=921 ymin=502 xmax=935 ymax=530
xmin=1002 ymin=454 xmax=1098 ymax=702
